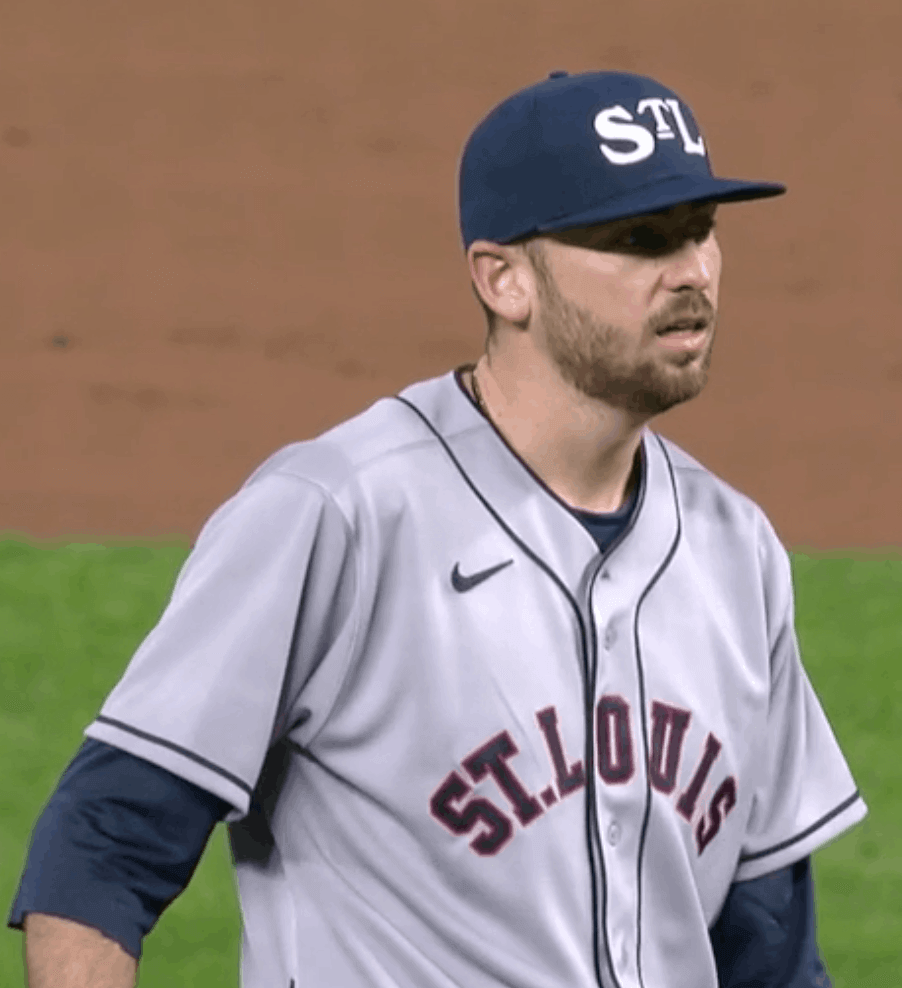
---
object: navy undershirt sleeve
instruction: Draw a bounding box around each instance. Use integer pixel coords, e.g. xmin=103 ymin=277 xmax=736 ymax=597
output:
xmin=7 ymin=738 xmax=230 ymax=960
xmin=710 ymin=856 xmax=833 ymax=987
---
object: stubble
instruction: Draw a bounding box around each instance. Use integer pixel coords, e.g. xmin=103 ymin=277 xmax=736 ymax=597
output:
xmin=529 ymin=245 xmax=716 ymax=416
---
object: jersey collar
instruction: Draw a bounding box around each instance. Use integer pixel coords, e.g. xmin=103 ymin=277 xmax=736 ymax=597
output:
xmin=396 ymin=370 xmax=681 ymax=598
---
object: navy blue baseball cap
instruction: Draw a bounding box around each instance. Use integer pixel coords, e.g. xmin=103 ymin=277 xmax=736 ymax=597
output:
xmin=459 ymin=70 xmax=786 ymax=248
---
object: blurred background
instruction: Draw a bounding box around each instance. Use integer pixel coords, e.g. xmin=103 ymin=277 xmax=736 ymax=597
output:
xmin=0 ymin=0 xmax=899 ymax=549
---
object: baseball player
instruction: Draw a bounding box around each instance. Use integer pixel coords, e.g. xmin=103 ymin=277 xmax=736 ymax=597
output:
xmin=10 ymin=71 xmax=865 ymax=988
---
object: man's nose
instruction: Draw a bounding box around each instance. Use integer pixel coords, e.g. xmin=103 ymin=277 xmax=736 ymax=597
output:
xmin=663 ymin=239 xmax=715 ymax=292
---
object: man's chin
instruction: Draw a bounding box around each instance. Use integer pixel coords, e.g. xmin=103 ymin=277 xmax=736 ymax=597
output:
xmin=602 ymin=371 xmax=710 ymax=416
xmin=555 ymin=348 xmax=712 ymax=416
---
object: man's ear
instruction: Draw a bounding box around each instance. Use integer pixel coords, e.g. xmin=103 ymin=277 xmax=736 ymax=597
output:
xmin=467 ymin=240 xmax=534 ymax=327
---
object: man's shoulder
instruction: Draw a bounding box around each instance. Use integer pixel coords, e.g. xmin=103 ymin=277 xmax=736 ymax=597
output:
xmin=651 ymin=432 xmax=781 ymax=546
xmin=243 ymin=371 xmax=461 ymax=498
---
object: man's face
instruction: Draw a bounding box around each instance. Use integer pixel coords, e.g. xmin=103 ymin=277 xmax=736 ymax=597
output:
xmin=525 ymin=201 xmax=722 ymax=416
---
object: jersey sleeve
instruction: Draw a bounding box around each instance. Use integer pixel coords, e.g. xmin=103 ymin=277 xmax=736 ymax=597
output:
xmin=733 ymin=514 xmax=867 ymax=881
xmin=84 ymin=466 xmax=359 ymax=822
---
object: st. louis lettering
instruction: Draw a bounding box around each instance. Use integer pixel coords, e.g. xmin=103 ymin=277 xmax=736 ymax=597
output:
xmin=649 ymin=701 xmax=691 ymax=795
xmin=596 ymin=695 xmax=634 ymax=784
xmin=536 ymin=705 xmax=585 ymax=796
xmin=696 ymin=776 xmax=737 ymax=854
xmin=429 ymin=697 xmax=736 ymax=858
xmin=463 ymin=731 xmax=543 ymax=826
xmin=429 ymin=769 xmax=513 ymax=856
xmin=676 ymin=733 xmax=722 ymax=822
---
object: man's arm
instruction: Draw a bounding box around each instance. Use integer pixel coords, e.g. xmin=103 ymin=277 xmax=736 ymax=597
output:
xmin=9 ymin=740 xmax=231 ymax=984
xmin=710 ymin=856 xmax=832 ymax=987
xmin=23 ymin=914 xmax=137 ymax=988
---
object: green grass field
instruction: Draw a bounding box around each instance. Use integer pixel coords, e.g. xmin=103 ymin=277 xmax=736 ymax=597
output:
xmin=1 ymin=539 xmax=899 ymax=986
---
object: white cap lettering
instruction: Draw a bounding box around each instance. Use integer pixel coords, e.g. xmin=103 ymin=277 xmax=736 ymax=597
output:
xmin=637 ymin=98 xmax=675 ymax=139
xmin=665 ymin=99 xmax=705 ymax=156
xmin=593 ymin=105 xmax=656 ymax=166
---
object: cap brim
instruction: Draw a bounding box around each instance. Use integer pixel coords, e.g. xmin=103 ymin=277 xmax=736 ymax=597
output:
xmin=532 ymin=174 xmax=786 ymax=238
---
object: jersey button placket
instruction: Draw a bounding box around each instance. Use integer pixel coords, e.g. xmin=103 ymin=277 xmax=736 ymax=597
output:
xmin=589 ymin=566 xmax=642 ymax=988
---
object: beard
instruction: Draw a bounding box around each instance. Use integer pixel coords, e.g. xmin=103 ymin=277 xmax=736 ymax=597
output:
xmin=535 ymin=264 xmax=717 ymax=417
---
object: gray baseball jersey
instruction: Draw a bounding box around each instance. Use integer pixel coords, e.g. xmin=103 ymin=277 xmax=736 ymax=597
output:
xmin=85 ymin=369 xmax=866 ymax=988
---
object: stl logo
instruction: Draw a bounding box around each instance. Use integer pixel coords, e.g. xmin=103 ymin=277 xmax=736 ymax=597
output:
xmin=593 ymin=99 xmax=706 ymax=165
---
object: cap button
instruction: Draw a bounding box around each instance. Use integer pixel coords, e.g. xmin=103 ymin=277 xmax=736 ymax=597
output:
xmin=548 ymin=70 xmax=568 ymax=79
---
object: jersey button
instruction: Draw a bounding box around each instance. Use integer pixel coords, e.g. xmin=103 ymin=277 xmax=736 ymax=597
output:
xmin=603 ymin=625 xmax=617 ymax=650
xmin=607 ymin=821 xmax=621 ymax=846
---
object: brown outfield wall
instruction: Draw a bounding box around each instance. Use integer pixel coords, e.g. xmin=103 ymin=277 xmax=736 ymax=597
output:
xmin=0 ymin=1 xmax=899 ymax=551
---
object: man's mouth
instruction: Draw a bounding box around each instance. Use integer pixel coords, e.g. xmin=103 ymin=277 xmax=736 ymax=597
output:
xmin=655 ymin=318 xmax=708 ymax=336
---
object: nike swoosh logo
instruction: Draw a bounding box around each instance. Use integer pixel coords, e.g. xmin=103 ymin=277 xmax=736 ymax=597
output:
xmin=451 ymin=559 xmax=514 ymax=593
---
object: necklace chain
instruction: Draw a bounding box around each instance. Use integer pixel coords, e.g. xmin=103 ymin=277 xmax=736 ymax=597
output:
xmin=470 ymin=365 xmax=489 ymax=419
xmin=469 ymin=365 xmax=640 ymax=510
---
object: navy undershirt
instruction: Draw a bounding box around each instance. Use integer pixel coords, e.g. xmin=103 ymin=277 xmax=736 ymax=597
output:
xmin=7 ymin=737 xmax=229 ymax=959
xmin=7 ymin=473 xmax=833 ymax=984
xmin=572 ymin=473 xmax=640 ymax=553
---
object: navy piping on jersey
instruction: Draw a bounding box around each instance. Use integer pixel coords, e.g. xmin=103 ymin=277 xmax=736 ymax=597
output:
xmin=453 ymin=365 xmax=648 ymax=539
xmin=738 ymin=790 xmax=862 ymax=863
xmin=395 ymin=387 xmax=670 ymax=988
xmin=580 ymin=560 xmax=613 ymax=988
xmin=94 ymin=715 xmax=253 ymax=797
xmin=627 ymin=438 xmax=683 ymax=987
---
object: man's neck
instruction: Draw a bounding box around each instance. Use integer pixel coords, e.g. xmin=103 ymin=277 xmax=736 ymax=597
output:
xmin=469 ymin=355 xmax=648 ymax=514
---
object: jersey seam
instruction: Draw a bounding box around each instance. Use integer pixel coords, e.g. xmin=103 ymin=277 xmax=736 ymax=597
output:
xmin=290 ymin=544 xmax=365 ymax=751
xmin=266 ymin=416 xmax=489 ymax=497
xmin=92 ymin=715 xmax=253 ymax=797
xmin=264 ymin=476 xmax=365 ymax=753
xmin=179 ymin=468 xmax=365 ymax=762
xmin=738 ymin=789 xmax=863 ymax=863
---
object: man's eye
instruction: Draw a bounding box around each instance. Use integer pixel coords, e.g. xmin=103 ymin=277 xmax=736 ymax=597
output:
xmin=687 ymin=220 xmax=715 ymax=243
xmin=620 ymin=226 xmax=670 ymax=252
xmin=614 ymin=219 xmax=715 ymax=254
